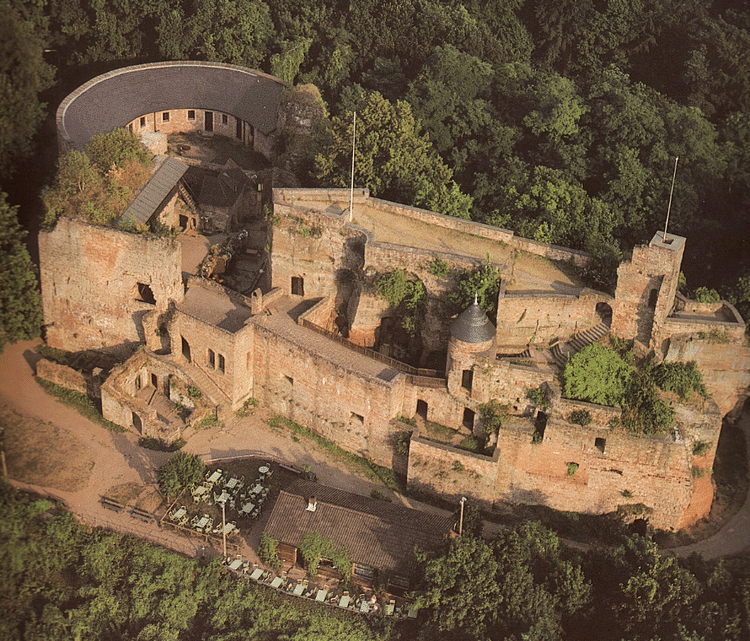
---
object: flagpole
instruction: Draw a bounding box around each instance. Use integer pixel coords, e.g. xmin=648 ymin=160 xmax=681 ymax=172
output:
xmin=663 ymin=156 xmax=679 ymax=241
xmin=349 ymin=111 xmax=356 ymax=223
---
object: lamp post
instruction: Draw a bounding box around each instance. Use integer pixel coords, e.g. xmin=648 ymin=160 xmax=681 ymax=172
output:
xmin=220 ymin=498 xmax=227 ymax=560
xmin=459 ymin=496 xmax=467 ymax=536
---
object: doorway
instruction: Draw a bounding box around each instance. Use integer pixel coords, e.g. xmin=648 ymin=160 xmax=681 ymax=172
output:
xmin=236 ymin=118 xmax=243 ymax=140
xmin=416 ymin=399 xmax=428 ymax=420
xmin=205 ymin=111 xmax=214 ymax=132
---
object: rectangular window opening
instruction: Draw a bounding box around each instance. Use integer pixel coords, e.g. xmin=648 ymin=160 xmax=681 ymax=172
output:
xmin=181 ymin=337 xmax=191 ymax=363
xmin=462 ymin=408 xmax=475 ymax=430
xmin=595 ymin=437 xmax=606 ymax=454
xmin=218 ymin=354 xmax=225 ymax=373
xmin=140 ymin=116 xmax=146 ymax=128
xmin=416 ymin=399 xmax=428 ymax=420
xmin=291 ymin=276 xmax=304 ymax=296
xmin=162 ymin=112 xmax=170 ymax=122
xmin=222 ymin=113 xmax=228 ymax=125
xmin=187 ymin=110 xmax=195 ymax=120
xmin=208 ymin=349 xmax=215 ymax=369
xmin=461 ymin=369 xmax=473 ymax=392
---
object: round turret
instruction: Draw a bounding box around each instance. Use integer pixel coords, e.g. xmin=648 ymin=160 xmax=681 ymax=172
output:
xmin=446 ymin=299 xmax=496 ymax=387
xmin=450 ymin=299 xmax=496 ymax=344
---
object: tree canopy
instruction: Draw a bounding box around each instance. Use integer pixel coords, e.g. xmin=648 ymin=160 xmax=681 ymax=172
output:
xmin=0 ymin=192 xmax=42 ymax=349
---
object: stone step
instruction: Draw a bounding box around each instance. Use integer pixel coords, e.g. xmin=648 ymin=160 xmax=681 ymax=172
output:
xmin=550 ymin=322 xmax=610 ymax=369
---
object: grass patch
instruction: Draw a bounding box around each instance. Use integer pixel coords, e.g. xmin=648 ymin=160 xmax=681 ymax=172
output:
xmin=35 ymin=378 xmax=125 ymax=432
xmin=138 ymin=437 xmax=185 ymax=452
xmin=197 ymin=413 xmax=224 ymax=430
xmin=267 ymin=414 xmax=403 ymax=491
xmin=458 ymin=434 xmax=483 ymax=453
xmin=35 ymin=344 xmax=72 ymax=365
xmin=423 ymin=420 xmax=456 ymax=443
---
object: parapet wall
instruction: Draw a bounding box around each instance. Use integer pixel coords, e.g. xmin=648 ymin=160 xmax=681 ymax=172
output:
xmin=496 ymin=286 xmax=612 ymax=348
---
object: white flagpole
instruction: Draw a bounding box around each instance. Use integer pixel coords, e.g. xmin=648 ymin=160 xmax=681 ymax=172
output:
xmin=349 ymin=111 xmax=356 ymax=223
xmin=663 ymin=156 xmax=679 ymax=241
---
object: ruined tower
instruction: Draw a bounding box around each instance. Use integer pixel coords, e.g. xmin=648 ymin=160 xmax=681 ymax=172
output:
xmin=611 ymin=231 xmax=686 ymax=348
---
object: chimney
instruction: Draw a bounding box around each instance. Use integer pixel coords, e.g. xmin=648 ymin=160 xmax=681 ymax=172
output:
xmin=306 ymin=496 xmax=317 ymax=512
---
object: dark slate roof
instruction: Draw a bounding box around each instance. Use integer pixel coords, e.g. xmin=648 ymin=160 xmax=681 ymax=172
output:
xmin=450 ymin=300 xmax=495 ymax=343
xmin=264 ymin=479 xmax=453 ymax=576
xmin=58 ymin=61 xmax=289 ymax=149
xmin=118 ymin=157 xmax=188 ymax=226
xmin=199 ymin=159 xmax=254 ymax=210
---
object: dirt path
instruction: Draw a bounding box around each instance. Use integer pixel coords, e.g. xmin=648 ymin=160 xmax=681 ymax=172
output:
xmin=0 ymin=339 xmax=447 ymax=565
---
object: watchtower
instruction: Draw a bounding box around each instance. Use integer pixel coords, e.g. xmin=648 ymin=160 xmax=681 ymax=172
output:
xmin=611 ymin=231 xmax=686 ymax=348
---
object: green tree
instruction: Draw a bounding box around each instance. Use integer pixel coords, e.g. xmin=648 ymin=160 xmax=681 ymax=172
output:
xmin=446 ymin=258 xmax=502 ymax=320
xmin=157 ymin=452 xmax=206 ymax=499
xmin=376 ymin=269 xmax=426 ymax=335
xmin=313 ymin=91 xmax=472 ymax=218
xmin=0 ymin=0 xmax=52 ymax=180
xmin=562 ymin=343 xmax=632 ymax=406
xmin=0 ymin=192 xmax=42 ymax=349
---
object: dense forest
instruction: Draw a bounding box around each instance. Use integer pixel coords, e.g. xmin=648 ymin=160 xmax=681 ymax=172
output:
xmin=2 ymin=0 xmax=750 ymax=307
xmin=2 ymin=483 xmax=750 ymax=640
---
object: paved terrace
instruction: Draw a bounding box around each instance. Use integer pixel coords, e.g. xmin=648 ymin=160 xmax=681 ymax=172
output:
xmin=292 ymin=198 xmax=586 ymax=295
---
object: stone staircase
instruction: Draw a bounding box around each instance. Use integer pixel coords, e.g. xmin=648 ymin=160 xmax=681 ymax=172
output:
xmin=178 ymin=181 xmax=201 ymax=215
xmin=551 ymin=322 xmax=610 ymax=369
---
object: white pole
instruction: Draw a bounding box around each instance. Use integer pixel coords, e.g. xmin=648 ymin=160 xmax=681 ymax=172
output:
xmin=349 ymin=111 xmax=356 ymax=223
xmin=459 ymin=497 xmax=466 ymax=535
xmin=663 ymin=156 xmax=679 ymax=241
xmin=221 ymin=500 xmax=227 ymax=559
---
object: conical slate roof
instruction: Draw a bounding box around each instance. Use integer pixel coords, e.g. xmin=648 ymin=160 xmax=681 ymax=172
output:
xmin=450 ymin=299 xmax=495 ymax=344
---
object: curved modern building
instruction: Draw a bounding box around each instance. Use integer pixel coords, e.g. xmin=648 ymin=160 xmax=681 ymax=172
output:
xmin=56 ymin=61 xmax=289 ymax=157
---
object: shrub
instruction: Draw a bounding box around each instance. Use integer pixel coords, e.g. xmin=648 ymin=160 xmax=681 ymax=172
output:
xmin=259 ymin=531 xmax=283 ymax=571
xmin=654 ymin=361 xmax=706 ymax=400
xmin=427 ymin=256 xmax=451 ymax=277
xmin=569 ymin=409 xmax=592 ymax=426
xmin=236 ymin=397 xmax=259 ymax=418
xmin=376 ymin=269 xmax=426 ymax=335
xmin=566 ymin=462 xmax=579 ymax=476
xmin=479 ymin=400 xmax=510 ymax=435
xmin=453 ymin=460 xmax=465 ymax=472
xmin=446 ymin=257 xmax=502 ymax=320
xmin=370 ymin=489 xmax=392 ymax=502
xmin=692 ymin=441 xmax=711 ymax=457
xmin=693 ymin=287 xmax=721 ymax=303
xmin=299 ymin=531 xmax=351 ymax=580
xmin=562 ymin=343 xmax=630 ymax=406
xmin=525 ymin=385 xmax=550 ymax=410
xmin=188 ymin=386 xmax=202 ymax=399
xmin=158 ymin=452 xmax=206 ymax=499
xmin=395 ymin=433 xmax=411 ymax=455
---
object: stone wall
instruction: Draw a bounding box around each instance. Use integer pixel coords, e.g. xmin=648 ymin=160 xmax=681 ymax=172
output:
xmin=666 ymin=337 xmax=750 ymax=418
xmin=367 ymin=197 xmax=591 ymax=266
xmin=408 ymin=437 xmax=500 ymax=507
xmin=251 ymin=320 xmax=405 ymax=469
xmin=39 ymin=217 xmax=183 ymax=351
xmin=270 ymin=206 xmax=349 ymax=299
xmin=496 ymin=286 xmax=612 ymax=349
xmin=472 ymin=359 xmax=556 ymax=412
xmin=36 ymin=358 xmax=88 ymax=395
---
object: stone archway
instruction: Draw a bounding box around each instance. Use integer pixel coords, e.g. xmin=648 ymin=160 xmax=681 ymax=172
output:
xmin=596 ymin=302 xmax=613 ymax=327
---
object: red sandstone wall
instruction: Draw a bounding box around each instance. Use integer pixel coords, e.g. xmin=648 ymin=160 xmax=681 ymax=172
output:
xmin=495 ymin=289 xmax=611 ymax=348
xmin=39 ymin=217 xmax=182 ymax=351
xmin=251 ymin=321 xmax=405 ymax=469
